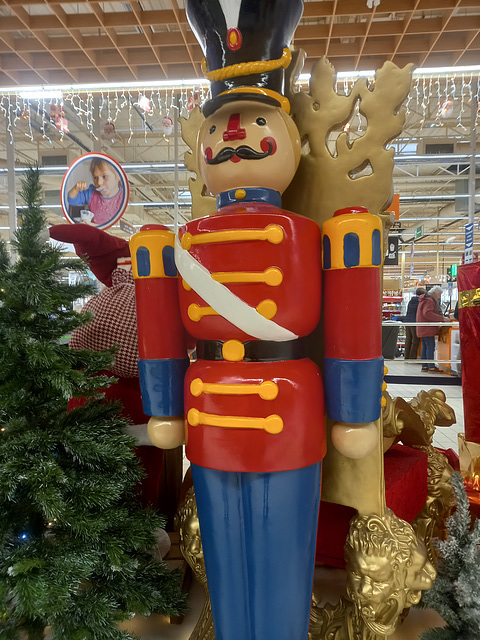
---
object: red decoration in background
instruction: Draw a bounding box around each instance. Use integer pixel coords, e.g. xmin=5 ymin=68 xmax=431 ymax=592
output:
xmin=138 ymin=95 xmax=151 ymax=113
xmin=439 ymin=98 xmax=454 ymax=118
xmin=457 ymin=261 xmax=480 ymax=443
xmin=49 ymin=104 xmax=69 ymax=133
xmin=102 ymin=121 xmax=116 ymax=139
xmin=161 ymin=116 xmax=174 ymax=136
xmin=188 ymin=92 xmax=200 ymax=111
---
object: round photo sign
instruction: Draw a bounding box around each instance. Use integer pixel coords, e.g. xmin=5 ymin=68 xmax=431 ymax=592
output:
xmin=60 ymin=152 xmax=129 ymax=230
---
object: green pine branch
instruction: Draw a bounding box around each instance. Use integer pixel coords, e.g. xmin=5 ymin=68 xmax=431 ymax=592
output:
xmin=0 ymin=167 xmax=187 ymax=639
xmin=418 ymin=471 xmax=480 ymax=640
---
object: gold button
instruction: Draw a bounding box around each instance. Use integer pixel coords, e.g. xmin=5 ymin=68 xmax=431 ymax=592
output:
xmin=235 ymin=189 xmax=246 ymax=201
xmin=256 ymin=299 xmax=277 ymax=320
xmin=181 ymin=232 xmax=193 ymax=250
xmin=222 ymin=340 xmax=245 ymax=361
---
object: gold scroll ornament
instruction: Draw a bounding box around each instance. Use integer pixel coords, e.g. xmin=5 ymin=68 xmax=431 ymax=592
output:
xmin=458 ymin=287 xmax=480 ymax=309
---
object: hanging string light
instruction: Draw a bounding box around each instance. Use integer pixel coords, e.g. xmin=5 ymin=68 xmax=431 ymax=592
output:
xmin=23 ymin=97 xmax=34 ymax=141
xmin=127 ymin=90 xmax=133 ymax=143
xmin=475 ymin=72 xmax=480 ymax=127
xmin=458 ymin=74 xmax=467 ymax=130
xmin=0 ymin=70 xmax=477 ymax=145
xmin=420 ymin=76 xmax=427 ymax=128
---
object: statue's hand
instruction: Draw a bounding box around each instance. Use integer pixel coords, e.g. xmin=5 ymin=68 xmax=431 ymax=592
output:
xmin=147 ymin=416 xmax=185 ymax=449
xmin=331 ymin=421 xmax=378 ymax=459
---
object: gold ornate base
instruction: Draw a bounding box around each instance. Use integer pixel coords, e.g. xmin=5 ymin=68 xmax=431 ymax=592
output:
xmin=175 ymin=496 xmax=437 ymax=640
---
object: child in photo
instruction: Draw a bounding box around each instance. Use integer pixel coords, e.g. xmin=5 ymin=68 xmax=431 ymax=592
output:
xmin=68 ymin=158 xmax=124 ymax=226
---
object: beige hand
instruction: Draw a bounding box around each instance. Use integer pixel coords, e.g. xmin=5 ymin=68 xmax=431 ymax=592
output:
xmin=331 ymin=421 xmax=378 ymax=459
xmin=147 ymin=416 xmax=185 ymax=449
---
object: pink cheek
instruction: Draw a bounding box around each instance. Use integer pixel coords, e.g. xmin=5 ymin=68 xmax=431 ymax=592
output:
xmin=204 ymin=147 xmax=213 ymax=162
xmin=261 ymin=137 xmax=277 ymax=155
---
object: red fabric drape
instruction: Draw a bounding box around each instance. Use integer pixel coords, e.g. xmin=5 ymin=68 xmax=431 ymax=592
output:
xmin=457 ymin=261 xmax=480 ymax=443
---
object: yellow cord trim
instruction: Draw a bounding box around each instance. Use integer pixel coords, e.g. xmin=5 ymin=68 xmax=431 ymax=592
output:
xmin=190 ymin=378 xmax=279 ymax=400
xmin=188 ymin=409 xmax=284 ymax=434
xmin=202 ymin=48 xmax=292 ymax=82
xmin=181 ymin=225 xmax=283 ymax=251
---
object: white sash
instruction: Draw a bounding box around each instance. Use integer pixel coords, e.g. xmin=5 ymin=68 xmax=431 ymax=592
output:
xmin=174 ymin=234 xmax=297 ymax=342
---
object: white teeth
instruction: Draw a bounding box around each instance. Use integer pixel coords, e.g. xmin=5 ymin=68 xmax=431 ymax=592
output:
xmin=96 ymin=186 xmax=104 ymax=191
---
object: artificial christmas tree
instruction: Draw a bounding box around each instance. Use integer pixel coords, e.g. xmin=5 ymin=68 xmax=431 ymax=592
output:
xmin=0 ymin=167 xmax=186 ymax=639
xmin=418 ymin=471 xmax=480 ymax=640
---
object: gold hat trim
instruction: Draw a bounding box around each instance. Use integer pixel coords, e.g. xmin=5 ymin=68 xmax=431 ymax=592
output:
xmin=216 ymin=86 xmax=291 ymax=113
xmin=201 ymin=47 xmax=292 ymax=82
xmin=459 ymin=287 xmax=480 ymax=309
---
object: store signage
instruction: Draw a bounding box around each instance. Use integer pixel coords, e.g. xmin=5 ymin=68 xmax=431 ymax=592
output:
xmin=119 ymin=219 xmax=136 ymax=235
xmin=461 ymin=251 xmax=478 ymax=264
xmin=384 ymin=236 xmax=399 ymax=265
xmin=414 ymin=225 xmax=423 ymax=240
xmin=465 ymin=222 xmax=474 ymax=264
xmin=386 ymin=194 xmax=400 ymax=220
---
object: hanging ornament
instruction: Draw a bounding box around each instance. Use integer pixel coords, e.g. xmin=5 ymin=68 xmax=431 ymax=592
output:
xmin=49 ymin=103 xmax=69 ymax=134
xmin=188 ymin=91 xmax=200 ymax=111
xmin=439 ymin=97 xmax=454 ymax=118
xmin=138 ymin=94 xmax=151 ymax=113
xmin=18 ymin=108 xmax=30 ymax=123
xmin=161 ymin=115 xmax=174 ymax=137
xmin=102 ymin=120 xmax=116 ymax=139
xmin=56 ymin=115 xmax=69 ymax=134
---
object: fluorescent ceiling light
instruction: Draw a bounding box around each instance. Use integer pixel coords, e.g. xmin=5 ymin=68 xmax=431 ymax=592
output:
xmin=3 ymin=78 xmax=210 ymax=96
xmin=18 ymin=89 xmax=63 ymax=100
xmin=3 ymin=65 xmax=480 ymax=96
xmin=415 ymin=65 xmax=480 ymax=75
xmin=400 ymin=195 xmax=470 ymax=200
xmin=399 ymin=217 xmax=469 ymax=222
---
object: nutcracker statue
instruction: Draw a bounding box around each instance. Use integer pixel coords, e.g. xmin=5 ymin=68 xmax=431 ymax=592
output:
xmin=130 ymin=1 xmax=383 ymax=639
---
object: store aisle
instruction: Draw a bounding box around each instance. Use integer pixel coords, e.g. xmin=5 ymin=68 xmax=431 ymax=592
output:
xmin=122 ymin=364 xmax=460 ymax=640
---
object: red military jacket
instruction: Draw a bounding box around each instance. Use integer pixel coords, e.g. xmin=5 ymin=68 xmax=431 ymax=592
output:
xmin=176 ymin=204 xmax=326 ymax=473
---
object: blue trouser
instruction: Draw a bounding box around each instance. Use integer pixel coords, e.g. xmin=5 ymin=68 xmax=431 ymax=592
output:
xmin=191 ymin=462 xmax=322 ymax=640
xmin=421 ymin=335 xmax=436 ymax=369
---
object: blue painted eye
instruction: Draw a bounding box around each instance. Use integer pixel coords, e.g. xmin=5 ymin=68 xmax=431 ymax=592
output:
xmin=256 ymin=117 xmax=266 ymax=126
xmin=209 ymin=125 xmax=216 ymax=134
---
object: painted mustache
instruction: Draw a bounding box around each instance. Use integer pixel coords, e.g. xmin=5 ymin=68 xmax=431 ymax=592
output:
xmin=205 ymin=139 xmax=276 ymax=165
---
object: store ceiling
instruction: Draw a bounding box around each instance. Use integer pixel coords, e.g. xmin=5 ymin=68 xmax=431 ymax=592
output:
xmin=0 ymin=0 xmax=479 ymax=87
xmin=0 ymin=0 xmax=478 ymax=288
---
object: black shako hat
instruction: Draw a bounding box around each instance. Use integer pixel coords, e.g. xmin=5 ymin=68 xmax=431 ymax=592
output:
xmin=186 ymin=0 xmax=303 ymax=116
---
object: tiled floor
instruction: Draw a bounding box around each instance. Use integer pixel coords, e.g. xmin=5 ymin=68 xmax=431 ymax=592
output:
xmin=386 ymin=358 xmax=464 ymax=452
xmin=123 ymin=358 xmax=463 ymax=639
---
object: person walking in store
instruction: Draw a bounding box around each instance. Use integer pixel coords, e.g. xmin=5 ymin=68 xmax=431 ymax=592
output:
xmin=399 ymin=287 xmax=426 ymax=360
xmin=416 ymin=285 xmax=448 ymax=372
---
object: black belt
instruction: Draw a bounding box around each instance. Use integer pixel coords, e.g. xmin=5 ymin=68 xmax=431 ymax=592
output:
xmin=195 ymin=339 xmax=305 ymax=362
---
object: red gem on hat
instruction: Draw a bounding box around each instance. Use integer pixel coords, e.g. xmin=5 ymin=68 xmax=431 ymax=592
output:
xmin=227 ymin=28 xmax=242 ymax=51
